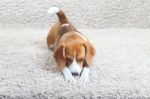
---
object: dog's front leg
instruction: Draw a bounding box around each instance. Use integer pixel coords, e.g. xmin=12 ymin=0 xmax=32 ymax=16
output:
xmin=80 ymin=67 xmax=89 ymax=83
xmin=63 ymin=67 xmax=76 ymax=83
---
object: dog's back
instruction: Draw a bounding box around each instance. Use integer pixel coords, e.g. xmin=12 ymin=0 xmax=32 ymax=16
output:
xmin=47 ymin=7 xmax=79 ymax=50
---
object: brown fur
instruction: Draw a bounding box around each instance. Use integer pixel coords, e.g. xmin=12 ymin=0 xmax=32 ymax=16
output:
xmin=47 ymin=9 xmax=96 ymax=71
xmin=56 ymin=10 xmax=68 ymax=24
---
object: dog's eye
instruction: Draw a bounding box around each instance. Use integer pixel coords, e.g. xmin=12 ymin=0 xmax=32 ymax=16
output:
xmin=66 ymin=58 xmax=73 ymax=63
xmin=77 ymin=58 xmax=84 ymax=62
xmin=66 ymin=58 xmax=73 ymax=66
xmin=67 ymin=58 xmax=72 ymax=62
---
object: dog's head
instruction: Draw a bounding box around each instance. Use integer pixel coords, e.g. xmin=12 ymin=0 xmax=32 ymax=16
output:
xmin=54 ymin=40 xmax=95 ymax=75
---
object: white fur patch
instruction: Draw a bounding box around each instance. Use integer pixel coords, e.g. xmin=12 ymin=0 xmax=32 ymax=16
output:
xmin=61 ymin=23 xmax=69 ymax=27
xmin=69 ymin=58 xmax=82 ymax=75
xmin=75 ymin=32 xmax=87 ymax=42
xmin=80 ymin=67 xmax=89 ymax=83
xmin=62 ymin=67 xmax=76 ymax=83
xmin=47 ymin=7 xmax=59 ymax=15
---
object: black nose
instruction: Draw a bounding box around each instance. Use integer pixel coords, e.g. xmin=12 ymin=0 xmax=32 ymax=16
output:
xmin=72 ymin=72 xmax=79 ymax=76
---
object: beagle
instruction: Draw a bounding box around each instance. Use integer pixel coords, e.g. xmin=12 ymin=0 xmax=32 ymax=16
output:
xmin=47 ymin=7 xmax=96 ymax=83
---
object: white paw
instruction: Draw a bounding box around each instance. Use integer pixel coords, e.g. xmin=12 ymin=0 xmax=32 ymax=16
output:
xmin=80 ymin=67 xmax=89 ymax=83
xmin=65 ymin=75 xmax=76 ymax=83
xmin=63 ymin=67 xmax=76 ymax=83
xmin=80 ymin=75 xmax=89 ymax=83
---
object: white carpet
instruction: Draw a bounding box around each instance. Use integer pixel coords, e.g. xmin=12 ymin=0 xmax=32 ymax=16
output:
xmin=0 ymin=27 xmax=150 ymax=98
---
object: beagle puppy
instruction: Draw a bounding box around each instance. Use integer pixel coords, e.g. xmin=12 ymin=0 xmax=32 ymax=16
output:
xmin=47 ymin=7 xmax=96 ymax=83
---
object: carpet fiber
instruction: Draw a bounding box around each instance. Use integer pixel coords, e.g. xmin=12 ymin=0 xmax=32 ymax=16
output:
xmin=0 ymin=28 xmax=150 ymax=98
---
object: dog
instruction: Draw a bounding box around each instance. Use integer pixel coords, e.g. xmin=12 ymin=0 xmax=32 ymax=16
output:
xmin=47 ymin=7 xmax=96 ymax=83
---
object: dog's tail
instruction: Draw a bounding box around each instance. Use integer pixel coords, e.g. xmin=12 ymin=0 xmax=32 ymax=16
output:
xmin=47 ymin=7 xmax=69 ymax=24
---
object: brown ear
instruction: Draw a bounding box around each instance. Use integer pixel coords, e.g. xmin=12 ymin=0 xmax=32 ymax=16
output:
xmin=53 ymin=43 xmax=66 ymax=70
xmin=83 ymin=42 xmax=96 ymax=67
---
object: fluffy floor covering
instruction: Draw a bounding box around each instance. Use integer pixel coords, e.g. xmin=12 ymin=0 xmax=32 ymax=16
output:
xmin=0 ymin=28 xmax=150 ymax=99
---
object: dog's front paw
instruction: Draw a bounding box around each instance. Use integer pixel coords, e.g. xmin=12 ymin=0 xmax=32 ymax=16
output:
xmin=63 ymin=67 xmax=76 ymax=83
xmin=80 ymin=67 xmax=89 ymax=83
xmin=80 ymin=75 xmax=89 ymax=83
xmin=65 ymin=75 xmax=76 ymax=83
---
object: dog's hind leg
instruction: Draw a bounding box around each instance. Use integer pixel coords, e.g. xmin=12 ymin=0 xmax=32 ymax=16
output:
xmin=47 ymin=27 xmax=55 ymax=50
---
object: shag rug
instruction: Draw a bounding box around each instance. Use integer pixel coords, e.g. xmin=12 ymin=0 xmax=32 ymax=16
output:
xmin=0 ymin=27 xmax=150 ymax=99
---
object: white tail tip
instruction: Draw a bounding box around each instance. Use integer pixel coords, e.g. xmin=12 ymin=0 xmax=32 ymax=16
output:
xmin=47 ymin=7 xmax=59 ymax=15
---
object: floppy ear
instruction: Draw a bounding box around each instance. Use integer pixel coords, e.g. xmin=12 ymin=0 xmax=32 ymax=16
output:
xmin=53 ymin=43 xmax=66 ymax=70
xmin=83 ymin=42 xmax=96 ymax=67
